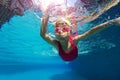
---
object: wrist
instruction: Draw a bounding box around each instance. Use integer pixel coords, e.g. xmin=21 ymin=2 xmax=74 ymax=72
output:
xmin=109 ymin=19 xmax=116 ymax=25
xmin=43 ymin=14 xmax=49 ymax=19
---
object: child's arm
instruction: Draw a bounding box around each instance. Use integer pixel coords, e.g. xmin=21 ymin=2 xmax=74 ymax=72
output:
xmin=74 ymin=17 xmax=120 ymax=43
xmin=40 ymin=14 xmax=57 ymax=47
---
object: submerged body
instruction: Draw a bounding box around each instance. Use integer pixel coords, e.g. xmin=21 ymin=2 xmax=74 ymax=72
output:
xmin=57 ymin=35 xmax=78 ymax=61
xmin=40 ymin=8 xmax=120 ymax=61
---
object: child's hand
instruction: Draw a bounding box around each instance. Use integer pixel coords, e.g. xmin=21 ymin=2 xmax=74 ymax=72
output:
xmin=44 ymin=3 xmax=56 ymax=16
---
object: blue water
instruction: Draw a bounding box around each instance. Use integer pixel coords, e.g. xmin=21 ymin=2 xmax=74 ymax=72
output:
xmin=0 ymin=2 xmax=120 ymax=80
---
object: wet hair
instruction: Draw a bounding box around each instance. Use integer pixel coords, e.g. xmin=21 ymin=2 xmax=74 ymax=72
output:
xmin=53 ymin=18 xmax=71 ymax=27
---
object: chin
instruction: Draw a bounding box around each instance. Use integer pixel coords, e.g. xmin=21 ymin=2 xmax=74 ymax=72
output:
xmin=60 ymin=33 xmax=69 ymax=38
xmin=56 ymin=33 xmax=70 ymax=40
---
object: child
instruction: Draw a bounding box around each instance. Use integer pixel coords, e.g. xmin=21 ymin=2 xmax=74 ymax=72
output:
xmin=40 ymin=12 xmax=120 ymax=61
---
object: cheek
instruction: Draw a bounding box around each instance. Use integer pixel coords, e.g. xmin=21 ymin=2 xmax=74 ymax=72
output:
xmin=66 ymin=32 xmax=71 ymax=37
xmin=66 ymin=31 xmax=71 ymax=34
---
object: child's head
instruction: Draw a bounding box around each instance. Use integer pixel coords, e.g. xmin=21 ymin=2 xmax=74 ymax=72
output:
xmin=54 ymin=18 xmax=72 ymax=40
xmin=54 ymin=18 xmax=71 ymax=27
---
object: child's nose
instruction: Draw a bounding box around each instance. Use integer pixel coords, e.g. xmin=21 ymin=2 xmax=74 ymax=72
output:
xmin=58 ymin=29 xmax=63 ymax=34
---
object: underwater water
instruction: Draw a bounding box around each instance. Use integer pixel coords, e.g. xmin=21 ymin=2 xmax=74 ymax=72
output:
xmin=0 ymin=10 xmax=72 ymax=80
xmin=0 ymin=2 xmax=120 ymax=80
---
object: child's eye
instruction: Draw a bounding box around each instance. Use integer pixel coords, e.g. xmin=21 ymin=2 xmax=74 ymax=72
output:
xmin=63 ymin=27 xmax=66 ymax=30
xmin=62 ymin=27 xmax=67 ymax=32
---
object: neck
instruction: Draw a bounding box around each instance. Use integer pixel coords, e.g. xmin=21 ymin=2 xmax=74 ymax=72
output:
xmin=59 ymin=37 xmax=69 ymax=46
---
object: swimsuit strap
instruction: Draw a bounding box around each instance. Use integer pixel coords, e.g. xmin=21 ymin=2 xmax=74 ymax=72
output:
xmin=69 ymin=35 xmax=76 ymax=49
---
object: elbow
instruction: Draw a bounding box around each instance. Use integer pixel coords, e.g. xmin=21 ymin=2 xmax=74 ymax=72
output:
xmin=40 ymin=32 xmax=46 ymax=39
xmin=40 ymin=31 xmax=42 ymax=36
xmin=40 ymin=29 xmax=44 ymax=38
xmin=40 ymin=32 xmax=44 ymax=37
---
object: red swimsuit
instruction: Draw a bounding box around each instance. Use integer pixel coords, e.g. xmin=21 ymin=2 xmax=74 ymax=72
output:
xmin=57 ymin=36 xmax=78 ymax=61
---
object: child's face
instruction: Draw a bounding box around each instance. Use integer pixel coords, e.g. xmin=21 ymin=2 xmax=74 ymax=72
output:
xmin=55 ymin=20 xmax=71 ymax=40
